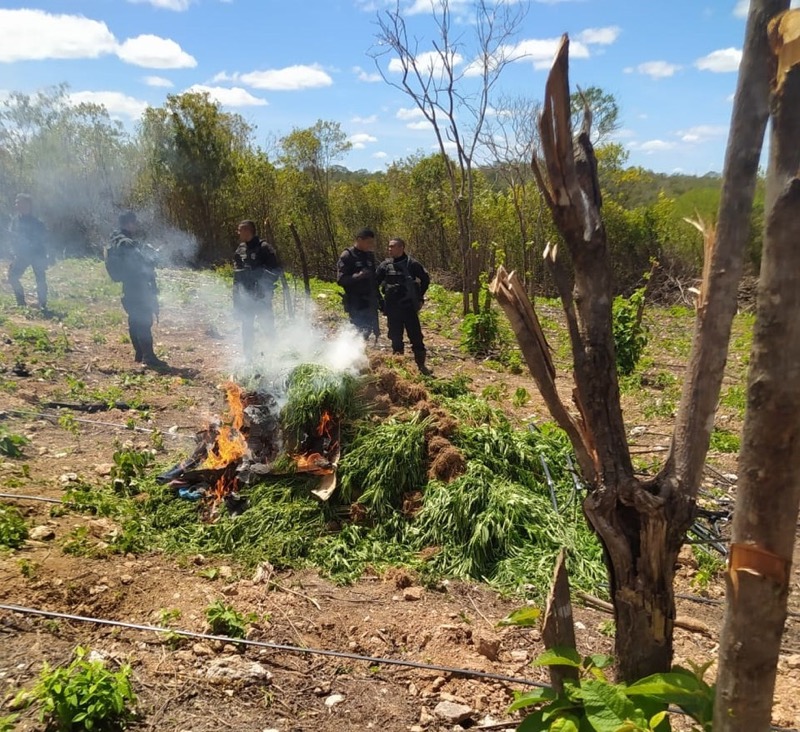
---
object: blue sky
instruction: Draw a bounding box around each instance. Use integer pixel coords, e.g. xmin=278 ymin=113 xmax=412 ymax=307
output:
xmin=0 ymin=0 xmax=793 ymax=175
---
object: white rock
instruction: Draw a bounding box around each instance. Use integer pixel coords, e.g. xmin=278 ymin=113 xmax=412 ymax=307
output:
xmin=59 ymin=472 xmax=78 ymax=484
xmin=204 ymin=656 xmax=272 ymax=684
xmin=510 ymin=650 xmax=528 ymax=662
xmin=29 ymin=525 xmax=55 ymax=541
xmin=434 ymin=701 xmax=473 ymax=724
xmin=324 ymin=693 xmax=345 ymax=708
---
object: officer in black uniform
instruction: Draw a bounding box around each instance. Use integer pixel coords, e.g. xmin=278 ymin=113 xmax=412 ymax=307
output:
xmin=376 ymin=237 xmax=431 ymax=374
xmin=232 ymin=220 xmax=281 ymax=360
xmin=337 ymin=228 xmax=380 ymax=341
xmin=109 ymin=211 xmax=166 ymax=369
xmin=7 ymin=193 xmax=49 ymax=310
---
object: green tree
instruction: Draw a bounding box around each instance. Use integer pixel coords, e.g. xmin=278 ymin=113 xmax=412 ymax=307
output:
xmin=137 ymin=92 xmax=251 ymax=262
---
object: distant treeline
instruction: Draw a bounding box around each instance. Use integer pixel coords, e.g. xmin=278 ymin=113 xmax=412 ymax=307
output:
xmin=0 ymin=86 xmax=763 ymax=296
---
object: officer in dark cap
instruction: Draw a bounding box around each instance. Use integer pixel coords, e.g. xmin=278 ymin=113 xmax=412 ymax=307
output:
xmin=232 ymin=219 xmax=281 ymax=360
xmin=376 ymin=237 xmax=431 ymax=374
xmin=337 ymin=228 xmax=380 ymax=341
xmin=106 ymin=211 xmax=166 ymax=369
xmin=7 ymin=193 xmax=49 ymax=310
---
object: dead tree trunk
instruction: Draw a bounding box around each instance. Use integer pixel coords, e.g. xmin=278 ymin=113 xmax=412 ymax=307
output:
xmin=714 ymin=11 xmax=800 ymax=731
xmin=288 ymin=222 xmax=312 ymax=303
xmin=492 ymin=5 xmax=782 ymax=680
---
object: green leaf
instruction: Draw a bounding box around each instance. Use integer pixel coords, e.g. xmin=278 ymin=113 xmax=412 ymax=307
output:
xmin=585 ymin=653 xmax=614 ymax=670
xmin=581 ymin=679 xmax=640 ymax=732
xmin=517 ymin=709 xmax=548 ymax=731
xmin=497 ymin=606 xmax=541 ymax=627
xmin=550 ymin=714 xmax=581 ymax=732
xmin=508 ymin=687 xmax=557 ymax=712
xmin=649 ymin=711 xmax=668 ymax=729
xmin=532 ymin=647 xmax=582 ymax=669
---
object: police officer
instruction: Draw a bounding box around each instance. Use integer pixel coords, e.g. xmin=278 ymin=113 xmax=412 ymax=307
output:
xmin=376 ymin=237 xmax=431 ymax=374
xmin=337 ymin=228 xmax=380 ymax=341
xmin=7 ymin=193 xmax=49 ymax=310
xmin=232 ymin=220 xmax=281 ymax=360
xmin=108 ymin=211 xmax=166 ymax=369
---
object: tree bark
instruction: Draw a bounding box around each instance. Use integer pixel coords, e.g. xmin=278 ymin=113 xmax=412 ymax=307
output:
xmin=541 ymin=549 xmax=579 ymax=693
xmin=659 ymin=0 xmax=787 ymax=498
xmin=494 ymin=6 xmax=783 ymax=681
xmin=714 ymin=11 xmax=800 ymax=731
xmin=288 ymin=222 xmax=312 ymax=303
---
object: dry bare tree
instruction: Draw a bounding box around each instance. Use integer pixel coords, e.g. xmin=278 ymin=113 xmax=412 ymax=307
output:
xmin=713 ymin=8 xmax=800 ymax=731
xmin=372 ymin=0 xmax=527 ymax=314
xmin=491 ymin=0 xmax=788 ymax=681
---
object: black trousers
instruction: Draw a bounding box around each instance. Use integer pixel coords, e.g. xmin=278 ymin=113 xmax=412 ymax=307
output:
xmin=8 ymin=254 xmax=47 ymax=307
xmin=386 ymin=304 xmax=425 ymax=357
xmin=234 ymin=293 xmax=274 ymax=358
xmin=349 ymin=307 xmax=379 ymax=340
xmin=122 ymin=294 xmax=156 ymax=361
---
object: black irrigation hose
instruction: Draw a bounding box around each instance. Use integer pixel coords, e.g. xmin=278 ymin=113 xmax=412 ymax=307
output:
xmin=2 ymin=407 xmax=189 ymax=439
xmin=0 ymin=603 xmax=546 ymax=689
xmin=0 ymin=492 xmax=62 ymax=504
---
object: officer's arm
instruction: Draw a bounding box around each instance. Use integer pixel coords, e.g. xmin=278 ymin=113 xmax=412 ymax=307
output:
xmin=336 ymin=252 xmax=358 ymax=287
xmin=415 ymin=261 xmax=431 ymax=298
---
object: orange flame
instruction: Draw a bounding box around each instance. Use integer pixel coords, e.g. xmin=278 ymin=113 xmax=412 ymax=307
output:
xmin=203 ymin=382 xmax=248 ymax=469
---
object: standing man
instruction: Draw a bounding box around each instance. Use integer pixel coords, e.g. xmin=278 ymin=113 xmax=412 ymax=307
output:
xmin=232 ymin=220 xmax=281 ymax=360
xmin=337 ymin=228 xmax=380 ymax=341
xmin=376 ymin=237 xmax=431 ymax=374
xmin=8 ymin=193 xmax=49 ymax=310
xmin=107 ymin=211 xmax=166 ymax=369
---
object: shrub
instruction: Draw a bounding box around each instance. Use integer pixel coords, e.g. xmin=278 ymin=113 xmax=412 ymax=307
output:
xmin=0 ymin=427 xmax=29 ymax=458
xmin=612 ymin=286 xmax=649 ymax=376
xmin=18 ymin=646 xmax=135 ymax=732
xmin=0 ymin=504 xmax=28 ymax=549
xmin=204 ymin=600 xmax=257 ymax=639
xmin=460 ymin=305 xmax=501 ymax=357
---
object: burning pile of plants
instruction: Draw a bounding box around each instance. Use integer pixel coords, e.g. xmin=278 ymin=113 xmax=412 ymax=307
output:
xmin=99 ymin=359 xmax=605 ymax=599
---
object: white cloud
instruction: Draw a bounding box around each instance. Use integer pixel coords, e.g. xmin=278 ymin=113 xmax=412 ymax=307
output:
xmin=128 ymin=0 xmax=192 ymax=9
xmin=0 ymin=9 xmax=117 ymax=62
xmin=372 ymin=151 xmax=388 ymax=159
xmin=695 ymin=48 xmax=742 ymax=73
xmin=388 ymin=49 xmax=463 ymax=76
xmin=625 ymin=61 xmax=682 ymax=79
xmin=733 ymin=0 xmax=748 ymax=16
xmin=116 ymin=34 xmax=196 ymax=68
xmin=396 ymin=107 xmax=424 ymax=120
xmin=143 ymin=75 xmax=173 ymax=87
xmin=349 ymin=132 xmax=378 ymax=149
xmin=68 ymin=91 xmax=148 ymax=120
xmin=236 ymin=64 xmax=333 ymax=90
xmin=503 ymin=37 xmax=590 ymax=70
xmin=351 ymin=114 xmax=378 ymax=124
xmin=637 ymin=139 xmax=677 ymax=153
xmin=407 ymin=120 xmax=430 ymax=130
xmin=186 ymin=84 xmax=267 ymax=106
xmin=678 ymin=125 xmax=727 ymax=143
xmin=353 ymin=65 xmax=382 ymax=83
xmin=576 ymin=26 xmax=621 ymax=45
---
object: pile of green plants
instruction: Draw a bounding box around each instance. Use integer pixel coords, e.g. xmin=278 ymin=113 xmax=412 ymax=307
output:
xmin=55 ymin=369 xmax=605 ymax=600
xmin=279 ymin=363 xmax=363 ymax=446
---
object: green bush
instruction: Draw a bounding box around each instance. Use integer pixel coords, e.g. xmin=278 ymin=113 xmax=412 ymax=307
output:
xmin=17 ymin=646 xmax=135 ymax=732
xmin=204 ymin=600 xmax=256 ymax=639
xmin=612 ymin=286 xmax=649 ymax=376
xmin=0 ymin=504 xmax=28 ymax=549
xmin=709 ymin=427 xmax=740 ymax=454
xmin=110 ymin=448 xmax=154 ymax=496
xmin=510 ymin=647 xmax=714 ymax=732
xmin=460 ymin=305 xmax=501 ymax=357
xmin=0 ymin=427 xmax=29 ymax=458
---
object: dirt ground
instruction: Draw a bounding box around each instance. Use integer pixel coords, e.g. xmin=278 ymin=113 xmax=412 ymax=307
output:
xmin=1 ymin=262 xmax=799 ymax=731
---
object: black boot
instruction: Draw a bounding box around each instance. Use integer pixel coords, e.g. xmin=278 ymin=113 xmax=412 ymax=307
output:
xmin=414 ymin=352 xmax=431 ymax=376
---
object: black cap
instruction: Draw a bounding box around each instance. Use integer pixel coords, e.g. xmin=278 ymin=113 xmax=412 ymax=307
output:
xmin=355 ymin=228 xmax=375 ymax=239
xmin=119 ymin=211 xmax=137 ymax=227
